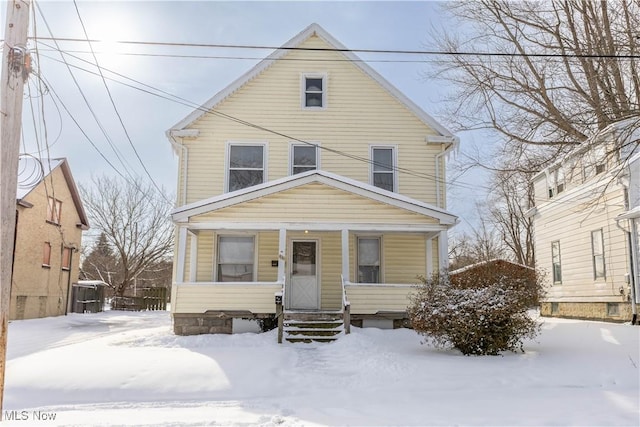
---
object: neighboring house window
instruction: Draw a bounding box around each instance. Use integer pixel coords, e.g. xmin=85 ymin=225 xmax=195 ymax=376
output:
xmin=358 ymin=237 xmax=381 ymax=283
xmin=548 ymin=168 xmax=564 ymax=198
xmin=43 ymin=242 xmax=51 ymax=267
xmin=551 ymin=240 xmax=562 ymax=284
xmin=371 ymin=146 xmax=396 ymax=192
xmin=217 ymin=236 xmax=255 ymax=282
xmin=591 ymin=229 xmax=606 ymax=280
xmin=594 ymin=146 xmax=606 ymax=175
xmin=291 ymin=144 xmax=318 ymax=175
xmin=47 ymin=197 xmax=62 ymax=224
xmin=227 ymin=144 xmax=265 ymax=192
xmin=62 ymin=247 xmax=72 ymax=271
xmin=302 ymin=74 xmax=326 ymax=108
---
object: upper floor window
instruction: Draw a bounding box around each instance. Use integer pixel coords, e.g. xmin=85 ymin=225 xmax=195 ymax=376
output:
xmin=548 ymin=168 xmax=565 ymax=198
xmin=291 ymin=144 xmax=318 ymax=175
xmin=302 ymin=74 xmax=326 ymax=109
xmin=47 ymin=197 xmax=62 ymax=224
xmin=591 ymin=229 xmax=605 ymax=280
xmin=371 ymin=146 xmax=396 ymax=192
xmin=358 ymin=236 xmax=381 ymax=283
xmin=217 ymin=235 xmax=255 ymax=282
xmin=551 ymin=240 xmax=562 ymax=284
xmin=227 ymin=144 xmax=265 ymax=192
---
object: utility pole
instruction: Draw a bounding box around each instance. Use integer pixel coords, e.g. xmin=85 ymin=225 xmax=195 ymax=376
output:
xmin=0 ymin=0 xmax=31 ymax=418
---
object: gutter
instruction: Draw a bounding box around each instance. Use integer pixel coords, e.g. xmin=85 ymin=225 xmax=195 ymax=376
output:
xmin=427 ymin=135 xmax=459 ymax=208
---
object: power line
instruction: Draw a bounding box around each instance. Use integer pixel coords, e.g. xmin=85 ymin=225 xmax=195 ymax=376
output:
xmin=71 ymin=0 xmax=171 ymax=203
xmin=30 ymin=36 xmax=640 ymax=59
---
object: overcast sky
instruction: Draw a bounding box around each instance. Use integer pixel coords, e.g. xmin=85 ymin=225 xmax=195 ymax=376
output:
xmin=3 ymin=0 xmax=489 ymax=236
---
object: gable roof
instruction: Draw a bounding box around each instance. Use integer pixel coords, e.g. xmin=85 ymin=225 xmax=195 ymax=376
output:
xmin=17 ymin=156 xmax=90 ymax=230
xmin=171 ymin=169 xmax=458 ymax=226
xmin=167 ymin=23 xmax=457 ymax=142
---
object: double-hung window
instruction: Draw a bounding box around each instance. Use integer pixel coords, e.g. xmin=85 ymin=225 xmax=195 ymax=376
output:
xmin=591 ymin=229 xmax=605 ymax=280
xmin=371 ymin=146 xmax=396 ymax=192
xmin=302 ymin=74 xmax=326 ymax=109
xmin=291 ymin=144 xmax=318 ymax=175
xmin=551 ymin=240 xmax=562 ymax=284
xmin=62 ymin=247 xmax=72 ymax=271
xmin=43 ymin=242 xmax=51 ymax=267
xmin=358 ymin=237 xmax=381 ymax=283
xmin=217 ymin=236 xmax=255 ymax=282
xmin=227 ymin=144 xmax=265 ymax=192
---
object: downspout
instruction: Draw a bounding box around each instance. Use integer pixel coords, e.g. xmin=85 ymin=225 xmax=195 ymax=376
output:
xmin=615 ymin=218 xmax=638 ymax=324
xmin=167 ymin=129 xmax=198 ymax=207
xmin=428 ymin=135 xmax=459 ymax=208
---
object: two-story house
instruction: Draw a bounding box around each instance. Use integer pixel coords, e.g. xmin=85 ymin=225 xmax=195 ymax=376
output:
xmin=529 ymin=118 xmax=640 ymax=323
xmin=11 ymin=156 xmax=89 ymax=320
xmin=167 ymin=24 xmax=459 ymax=338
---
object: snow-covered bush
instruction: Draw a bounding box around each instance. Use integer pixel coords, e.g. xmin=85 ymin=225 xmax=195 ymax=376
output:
xmin=408 ymin=273 xmax=542 ymax=356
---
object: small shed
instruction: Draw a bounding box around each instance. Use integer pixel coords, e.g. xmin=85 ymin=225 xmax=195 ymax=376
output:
xmin=70 ymin=280 xmax=107 ymax=313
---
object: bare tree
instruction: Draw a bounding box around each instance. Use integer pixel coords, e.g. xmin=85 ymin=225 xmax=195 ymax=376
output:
xmin=488 ymin=168 xmax=535 ymax=267
xmin=80 ymin=176 xmax=174 ymax=297
xmin=429 ymin=0 xmax=640 ymax=169
xmin=449 ymin=216 xmax=507 ymax=270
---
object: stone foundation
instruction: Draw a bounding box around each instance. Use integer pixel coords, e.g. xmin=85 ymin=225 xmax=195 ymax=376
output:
xmin=173 ymin=311 xmax=273 ymax=335
xmin=540 ymin=301 xmax=633 ymax=323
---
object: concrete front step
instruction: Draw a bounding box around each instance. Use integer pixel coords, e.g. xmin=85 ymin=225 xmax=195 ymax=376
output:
xmin=283 ymin=310 xmax=345 ymax=343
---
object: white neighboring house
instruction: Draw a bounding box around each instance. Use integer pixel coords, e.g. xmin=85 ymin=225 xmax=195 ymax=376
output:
xmin=528 ymin=118 xmax=640 ymax=323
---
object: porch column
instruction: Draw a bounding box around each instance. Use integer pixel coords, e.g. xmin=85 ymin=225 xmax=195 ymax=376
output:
xmin=341 ymin=229 xmax=350 ymax=281
xmin=438 ymin=230 xmax=449 ymax=271
xmin=176 ymin=226 xmax=188 ymax=282
xmin=188 ymin=230 xmax=198 ymax=282
xmin=426 ymin=236 xmax=433 ymax=277
xmin=278 ymin=228 xmax=286 ymax=283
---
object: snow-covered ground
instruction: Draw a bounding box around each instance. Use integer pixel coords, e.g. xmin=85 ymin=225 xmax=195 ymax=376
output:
xmin=3 ymin=311 xmax=639 ymax=427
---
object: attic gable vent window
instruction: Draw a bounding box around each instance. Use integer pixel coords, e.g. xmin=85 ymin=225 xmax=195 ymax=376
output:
xmin=302 ymin=74 xmax=326 ymax=109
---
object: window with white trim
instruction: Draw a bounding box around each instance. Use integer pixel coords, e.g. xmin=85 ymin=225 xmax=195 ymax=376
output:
xmin=547 ymin=168 xmax=565 ymax=198
xmin=302 ymin=74 xmax=326 ymax=108
xmin=358 ymin=237 xmax=381 ymax=283
xmin=591 ymin=229 xmax=605 ymax=280
xmin=227 ymin=144 xmax=265 ymax=192
xmin=217 ymin=236 xmax=255 ymax=282
xmin=291 ymin=144 xmax=318 ymax=175
xmin=551 ymin=240 xmax=562 ymax=284
xmin=371 ymin=146 xmax=396 ymax=192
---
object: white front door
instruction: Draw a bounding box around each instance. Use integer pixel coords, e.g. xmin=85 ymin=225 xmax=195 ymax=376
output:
xmin=289 ymin=240 xmax=319 ymax=310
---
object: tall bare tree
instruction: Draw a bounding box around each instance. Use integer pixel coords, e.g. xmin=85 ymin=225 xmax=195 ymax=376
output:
xmin=449 ymin=217 xmax=508 ymax=270
xmin=430 ymin=0 xmax=640 ymax=169
xmin=80 ymin=176 xmax=174 ymax=297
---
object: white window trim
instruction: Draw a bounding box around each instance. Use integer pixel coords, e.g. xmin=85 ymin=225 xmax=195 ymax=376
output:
xmin=591 ymin=228 xmax=606 ymax=281
xmin=301 ymin=73 xmax=327 ymax=110
xmin=213 ymin=233 xmax=259 ymax=283
xmin=224 ymin=141 xmax=268 ymax=193
xmin=369 ymin=145 xmax=398 ymax=193
xmin=356 ymin=234 xmax=384 ymax=284
xmin=551 ymin=240 xmax=562 ymax=284
xmin=289 ymin=142 xmax=321 ymax=175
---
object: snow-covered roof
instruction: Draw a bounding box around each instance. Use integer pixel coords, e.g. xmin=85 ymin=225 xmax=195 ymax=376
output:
xmin=171 ymin=169 xmax=458 ymax=226
xmin=167 ymin=23 xmax=457 ymax=143
xmin=449 ymin=259 xmax=534 ymax=276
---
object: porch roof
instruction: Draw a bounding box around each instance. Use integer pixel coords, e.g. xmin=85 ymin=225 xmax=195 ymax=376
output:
xmin=171 ymin=170 xmax=458 ymax=226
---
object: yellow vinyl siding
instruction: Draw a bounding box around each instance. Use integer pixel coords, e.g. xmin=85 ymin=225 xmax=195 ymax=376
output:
xmin=179 ymin=34 xmax=442 ymax=206
xmin=191 ymin=184 xmax=438 ymax=225
xmin=346 ymin=284 xmax=416 ymax=314
xmin=196 ymin=231 xmax=214 ymax=281
xmin=257 ymin=231 xmax=279 ymax=282
xmin=173 ymin=284 xmax=281 ymax=314
xmin=384 ymin=234 xmax=426 ymax=283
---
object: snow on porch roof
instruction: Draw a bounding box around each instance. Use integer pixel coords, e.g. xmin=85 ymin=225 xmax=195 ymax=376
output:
xmin=171 ymin=170 xmax=459 ymax=226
